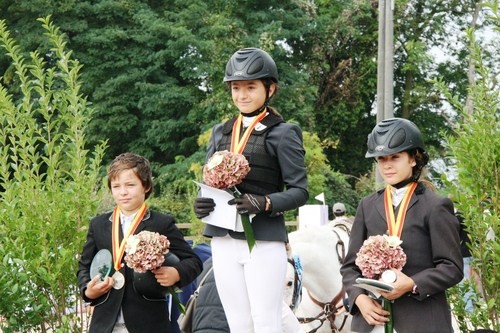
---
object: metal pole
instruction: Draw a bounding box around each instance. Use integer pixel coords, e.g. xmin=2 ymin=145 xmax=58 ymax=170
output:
xmin=376 ymin=0 xmax=386 ymax=124
xmin=384 ymin=0 xmax=394 ymax=120
xmin=376 ymin=0 xmax=394 ymax=187
xmin=377 ymin=0 xmax=394 ymax=123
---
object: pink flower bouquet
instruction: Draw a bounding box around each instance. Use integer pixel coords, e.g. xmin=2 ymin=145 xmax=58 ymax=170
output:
xmin=355 ymin=234 xmax=406 ymax=279
xmin=124 ymin=230 xmax=170 ymax=273
xmin=202 ymin=150 xmax=255 ymax=251
xmin=124 ymin=230 xmax=186 ymax=313
xmin=203 ymin=150 xmax=250 ymax=189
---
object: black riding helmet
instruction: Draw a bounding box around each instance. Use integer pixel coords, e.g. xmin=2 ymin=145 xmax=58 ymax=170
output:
xmin=366 ymin=118 xmax=426 ymax=158
xmin=366 ymin=118 xmax=429 ymax=185
xmin=224 ymin=48 xmax=279 ymax=115
xmin=224 ymin=48 xmax=279 ymax=83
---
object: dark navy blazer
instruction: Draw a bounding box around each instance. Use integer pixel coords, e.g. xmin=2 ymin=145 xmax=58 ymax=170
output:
xmin=341 ymin=183 xmax=463 ymax=333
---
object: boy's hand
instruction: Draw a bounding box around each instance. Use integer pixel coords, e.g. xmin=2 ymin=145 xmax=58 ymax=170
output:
xmin=152 ymin=266 xmax=180 ymax=287
xmin=85 ymin=274 xmax=114 ymax=299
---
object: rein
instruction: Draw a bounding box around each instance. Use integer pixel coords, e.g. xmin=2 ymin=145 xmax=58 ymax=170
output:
xmin=295 ymin=222 xmax=352 ymax=333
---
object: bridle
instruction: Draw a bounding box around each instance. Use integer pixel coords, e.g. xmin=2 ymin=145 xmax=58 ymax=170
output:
xmin=295 ymin=222 xmax=352 ymax=333
xmin=287 ymin=255 xmax=303 ymax=312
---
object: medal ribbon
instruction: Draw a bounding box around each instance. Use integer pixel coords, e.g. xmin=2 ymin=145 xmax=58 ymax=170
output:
xmin=384 ymin=182 xmax=417 ymax=237
xmin=112 ymin=203 xmax=148 ymax=271
xmin=230 ymin=110 xmax=268 ymax=153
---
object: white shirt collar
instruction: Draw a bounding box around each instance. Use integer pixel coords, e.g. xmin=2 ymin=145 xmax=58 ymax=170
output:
xmin=120 ymin=211 xmax=137 ymax=233
xmin=241 ymin=112 xmax=268 ymax=131
xmin=392 ymin=186 xmax=409 ymax=207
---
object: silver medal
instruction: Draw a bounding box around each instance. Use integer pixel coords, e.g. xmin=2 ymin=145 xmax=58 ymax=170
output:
xmin=112 ymin=271 xmax=125 ymax=289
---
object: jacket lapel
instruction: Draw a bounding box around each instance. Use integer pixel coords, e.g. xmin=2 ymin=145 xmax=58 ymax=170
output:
xmin=133 ymin=210 xmax=151 ymax=234
xmin=375 ymin=189 xmax=387 ymax=228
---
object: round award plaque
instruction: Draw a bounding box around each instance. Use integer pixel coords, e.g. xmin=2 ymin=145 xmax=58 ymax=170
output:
xmin=90 ymin=249 xmax=112 ymax=281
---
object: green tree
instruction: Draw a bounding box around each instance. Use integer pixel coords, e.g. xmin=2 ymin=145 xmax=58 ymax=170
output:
xmin=304 ymin=0 xmax=379 ymax=178
xmin=392 ymin=0 xmax=484 ymax=154
xmin=0 ymin=17 xmax=106 ymax=332
xmin=302 ymin=130 xmax=361 ymax=216
xmin=2 ymin=1 xmax=495 ymax=221
xmin=0 ymin=0 xmax=319 ymax=164
xmin=0 ymin=0 xmax=468 ymax=183
xmin=438 ymin=2 xmax=499 ymax=330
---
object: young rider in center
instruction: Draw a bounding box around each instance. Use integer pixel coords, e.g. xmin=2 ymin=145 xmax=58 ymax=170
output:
xmin=194 ymin=47 xmax=309 ymax=333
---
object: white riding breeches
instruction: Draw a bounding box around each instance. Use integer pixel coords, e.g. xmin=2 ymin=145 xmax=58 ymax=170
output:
xmin=211 ymin=235 xmax=287 ymax=333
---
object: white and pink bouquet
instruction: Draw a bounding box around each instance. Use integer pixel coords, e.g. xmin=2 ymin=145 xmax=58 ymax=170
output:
xmin=124 ymin=230 xmax=170 ymax=273
xmin=203 ymin=150 xmax=250 ymax=189
xmin=355 ymin=234 xmax=407 ymax=279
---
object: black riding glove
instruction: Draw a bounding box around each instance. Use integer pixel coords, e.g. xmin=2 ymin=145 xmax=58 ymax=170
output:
xmin=228 ymin=194 xmax=267 ymax=215
xmin=193 ymin=197 xmax=215 ymax=219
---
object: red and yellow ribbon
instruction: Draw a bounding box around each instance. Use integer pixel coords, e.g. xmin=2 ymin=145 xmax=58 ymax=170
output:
xmin=230 ymin=110 xmax=268 ymax=153
xmin=111 ymin=203 xmax=148 ymax=271
xmin=383 ymin=182 xmax=417 ymax=237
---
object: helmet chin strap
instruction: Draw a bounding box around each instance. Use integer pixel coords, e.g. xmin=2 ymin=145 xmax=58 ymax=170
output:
xmin=241 ymin=103 xmax=267 ymax=117
xmin=392 ymin=177 xmax=415 ymax=189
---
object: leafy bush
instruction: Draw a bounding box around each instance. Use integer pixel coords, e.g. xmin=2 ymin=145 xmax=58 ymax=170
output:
xmin=0 ymin=16 xmax=106 ymax=332
xmin=439 ymin=4 xmax=499 ymax=331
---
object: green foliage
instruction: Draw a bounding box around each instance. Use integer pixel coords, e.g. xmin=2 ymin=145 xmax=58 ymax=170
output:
xmin=439 ymin=4 xmax=499 ymax=330
xmin=303 ymin=130 xmax=361 ymax=216
xmin=151 ymin=151 xmax=207 ymax=243
xmin=308 ymin=0 xmax=379 ymax=177
xmin=52 ymin=0 xmax=319 ymax=168
xmin=0 ymin=16 xmax=107 ymax=332
xmin=303 ymin=131 xmax=331 ymax=202
xmin=0 ymin=0 xmax=494 ymax=281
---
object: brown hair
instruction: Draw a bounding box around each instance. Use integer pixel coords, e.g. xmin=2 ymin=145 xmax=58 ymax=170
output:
xmin=406 ymin=148 xmax=429 ymax=180
xmin=107 ymin=153 xmax=153 ymax=199
xmin=407 ymin=149 xmax=435 ymax=191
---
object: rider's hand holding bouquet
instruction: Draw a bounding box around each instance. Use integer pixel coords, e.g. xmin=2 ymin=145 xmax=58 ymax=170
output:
xmin=355 ymin=234 xmax=407 ymax=333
